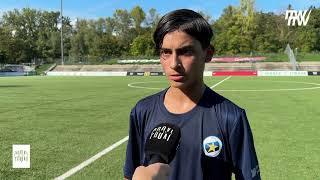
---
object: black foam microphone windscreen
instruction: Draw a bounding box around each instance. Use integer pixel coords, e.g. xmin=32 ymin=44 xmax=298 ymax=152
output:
xmin=145 ymin=123 xmax=181 ymax=165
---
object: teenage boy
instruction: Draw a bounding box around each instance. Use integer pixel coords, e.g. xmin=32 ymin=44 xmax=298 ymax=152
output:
xmin=124 ymin=9 xmax=261 ymax=180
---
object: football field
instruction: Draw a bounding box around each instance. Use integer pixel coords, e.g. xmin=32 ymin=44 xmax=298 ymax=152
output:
xmin=0 ymin=76 xmax=319 ymax=179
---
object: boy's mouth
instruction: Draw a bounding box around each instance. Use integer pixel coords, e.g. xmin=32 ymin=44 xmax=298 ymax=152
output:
xmin=169 ymin=74 xmax=184 ymax=81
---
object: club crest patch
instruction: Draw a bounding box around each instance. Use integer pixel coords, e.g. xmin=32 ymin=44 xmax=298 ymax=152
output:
xmin=203 ymin=136 xmax=222 ymax=157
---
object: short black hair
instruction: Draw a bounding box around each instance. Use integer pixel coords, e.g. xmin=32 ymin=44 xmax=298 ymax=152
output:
xmin=153 ymin=9 xmax=213 ymax=51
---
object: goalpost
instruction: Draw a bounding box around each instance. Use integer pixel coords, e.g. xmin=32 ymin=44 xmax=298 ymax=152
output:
xmin=284 ymin=44 xmax=298 ymax=71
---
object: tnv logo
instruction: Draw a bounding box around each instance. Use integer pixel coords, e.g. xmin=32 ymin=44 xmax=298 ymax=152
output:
xmin=285 ymin=9 xmax=312 ymax=26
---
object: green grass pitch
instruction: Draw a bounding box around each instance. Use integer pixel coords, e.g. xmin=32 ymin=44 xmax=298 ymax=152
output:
xmin=0 ymin=76 xmax=320 ymax=179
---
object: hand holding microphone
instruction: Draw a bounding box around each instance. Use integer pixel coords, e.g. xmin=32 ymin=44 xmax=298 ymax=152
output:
xmin=132 ymin=163 xmax=170 ymax=180
xmin=132 ymin=123 xmax=181 ymax=180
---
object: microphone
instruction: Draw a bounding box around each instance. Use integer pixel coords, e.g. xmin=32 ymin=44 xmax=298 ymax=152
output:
xmin=145 ymin=123 xmax=181 ymax=165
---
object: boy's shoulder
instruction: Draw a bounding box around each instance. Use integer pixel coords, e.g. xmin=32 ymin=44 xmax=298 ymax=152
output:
xmin=204 ymin=87 xmax=243 ymax=111
xmin=132 ymin=90 xmax=165 ymax=112
xmin=204 ymin=87 xmax=245 ymax=125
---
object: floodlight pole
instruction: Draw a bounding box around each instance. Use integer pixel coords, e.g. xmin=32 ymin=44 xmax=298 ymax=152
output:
xmin=60 ymin=0 xmax=64 ymax=65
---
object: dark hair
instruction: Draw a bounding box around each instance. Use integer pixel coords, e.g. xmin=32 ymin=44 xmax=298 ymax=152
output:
xmin=153 ymin=9 xmax=213 ymax=51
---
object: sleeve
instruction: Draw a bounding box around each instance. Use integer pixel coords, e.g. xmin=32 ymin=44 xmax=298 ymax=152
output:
xmin=123 ymin=108 xmax=142 ymax=180
xmin=229 ymin=110 xmax=261 ymax=180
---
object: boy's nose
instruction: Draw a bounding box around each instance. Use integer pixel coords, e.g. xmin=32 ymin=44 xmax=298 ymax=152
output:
xmin=169 ymin=53 xmax=181 ymax=70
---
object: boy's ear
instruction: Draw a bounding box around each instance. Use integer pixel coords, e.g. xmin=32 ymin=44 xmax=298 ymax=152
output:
xmin=205 ymin=45 xmax=214 ymax=63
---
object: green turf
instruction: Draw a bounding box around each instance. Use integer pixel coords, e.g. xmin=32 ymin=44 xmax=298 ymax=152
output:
xmin=0 ymin=76 xmax=320 ymax=179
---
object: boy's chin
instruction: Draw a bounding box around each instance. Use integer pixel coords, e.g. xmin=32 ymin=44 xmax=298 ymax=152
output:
xmin=169 ymin=81 xmax=188 ymax=89
xmin=168 ymin=79 xmax=203 ymax=91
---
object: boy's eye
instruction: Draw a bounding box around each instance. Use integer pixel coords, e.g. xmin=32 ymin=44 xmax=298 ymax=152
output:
xmin=180 ymin=49 xmax=193 ymax=56
xmin=160 ymin=49 xmax=171 ymax=55
xmin=160 ymin=49 xmax=171 ymax=59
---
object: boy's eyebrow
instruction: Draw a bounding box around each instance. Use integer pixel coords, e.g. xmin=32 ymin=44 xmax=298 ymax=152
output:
xmin=160 ymin=45 xmax=194 ymax=51
xmin=177 ymin=45 xmax=194 ymax=51
xmin=159 ymin=47 xmax=171 ymax=51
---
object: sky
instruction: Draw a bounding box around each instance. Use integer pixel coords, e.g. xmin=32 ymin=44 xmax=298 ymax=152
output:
xmin=0 ymin=0 xmax=319 ymax=20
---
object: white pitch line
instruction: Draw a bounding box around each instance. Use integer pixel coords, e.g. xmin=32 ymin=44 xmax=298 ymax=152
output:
xmin=128 ymin=81 xmax=165 ymax=90
xmin=216 ymin=86 xmax=320 ymax=92
xmin=54 ymin=136 xmax=129 ymax=180
xmin=127 ymin=79 xmax=320 ymax=92
xmin=210 ymin=76 xmax=232 ymax=89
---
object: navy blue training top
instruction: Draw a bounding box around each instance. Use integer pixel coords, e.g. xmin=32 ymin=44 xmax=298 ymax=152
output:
xmin=124 ymin=86 xmax=261 ymax=180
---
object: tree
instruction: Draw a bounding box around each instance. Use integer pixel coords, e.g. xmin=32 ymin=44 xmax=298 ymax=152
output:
xmin=213 ymin=6 xmax=244 ymax=54
xmin=145 ymin=8 xmax=160 ymax=29
xmin=105 ymin=17 xmax=116 ymax=35
xmin=113 ymin=9 xmax=134 ymax=45
xmin=0 ymin=26 xmax=10 ymax=64
xmin=2 ymin=8 xmax=40 ymax=62
xmin=198 ymin=11 xmax=213 ymax=24
xmin=294 ymin=7 xmax=320 ymax=52
xmin=1 ymin=6 xmax=320 ymax=63
xmin=36 ymin=11 xmax=60 ymax=59
xmin=130 ymin=6 xmax=145 ymax=34
xmin=94 ymin=35 xmax=123 ymax=58
xmin=130 ymin=33 xmax=155 ymax=57
xmin=70 ymin=19 xmax=89 ymax=61
xmin=252 ymin=12 xmax=282 ymax=53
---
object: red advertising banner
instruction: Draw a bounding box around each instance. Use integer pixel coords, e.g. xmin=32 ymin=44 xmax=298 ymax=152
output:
xmin=212 ymin=71 xmax=258 ymax=76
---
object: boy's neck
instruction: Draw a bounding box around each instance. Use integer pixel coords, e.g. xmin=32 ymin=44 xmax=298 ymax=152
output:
xmin=164 ymin=82 xmax=206 ymax=114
